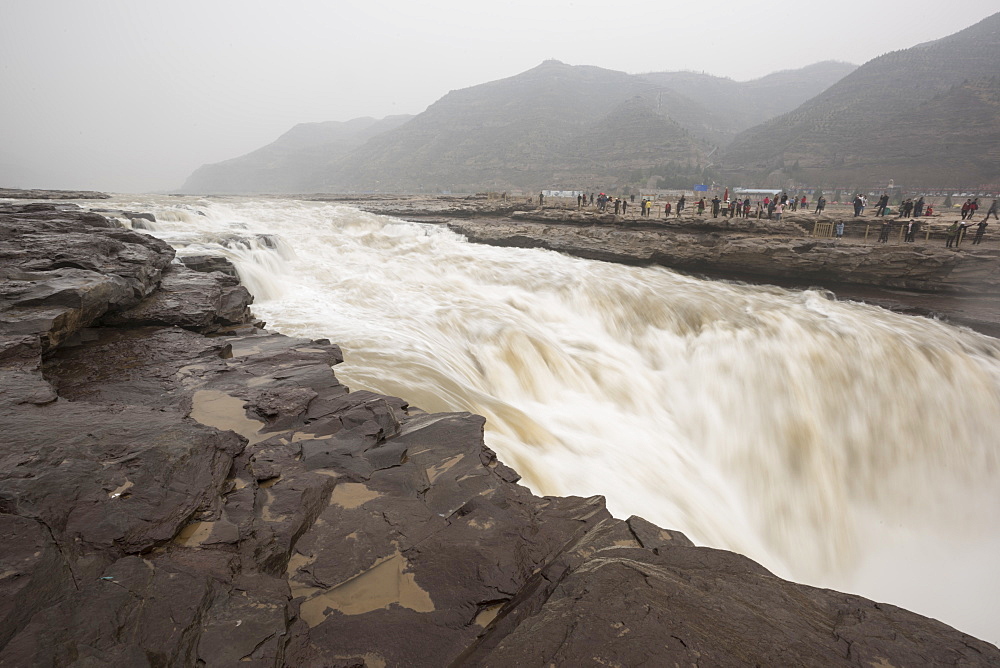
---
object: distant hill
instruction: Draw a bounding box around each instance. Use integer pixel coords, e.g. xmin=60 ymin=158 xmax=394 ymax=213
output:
xmin=180 ymin=60 xmax=853 ymax=194
xmin=180 ymin=115 xmax=413 ymax=194
xmin=324 ymin=60 xmax=719 ymax=193
xmin=721 ymin=12 xmax=1000 ymax=188
xmin=639 ymin=61 xmax=857 ymax=143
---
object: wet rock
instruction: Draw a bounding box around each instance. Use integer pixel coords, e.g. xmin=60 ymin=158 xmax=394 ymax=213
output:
xmin=129 ymin=211 xmax=156 ymax=223
xmin=0 ymin=188 xmax=111 ymax=200
xmin=100 ymin=263 xmax=254 ymax=333
xmin=180 ymin=253 xmax=239 ymax=276
xmin=0 ymin=207 xmax=174 ymax=348
xmin=2 ymin=204 xmax=998 ymax=667
xmin=458 ymin=517 xmax=998 ymax=667
xmin=449 ymin=217 xmax=1000 ymax=293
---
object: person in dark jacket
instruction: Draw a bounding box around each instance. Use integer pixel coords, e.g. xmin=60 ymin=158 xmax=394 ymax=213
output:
xmin=972 ymin=220 xmax=988 ymax=245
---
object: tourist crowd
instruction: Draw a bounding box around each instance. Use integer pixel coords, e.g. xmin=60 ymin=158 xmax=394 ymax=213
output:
xmin=553 ymin=191 xmax=998 ymax=247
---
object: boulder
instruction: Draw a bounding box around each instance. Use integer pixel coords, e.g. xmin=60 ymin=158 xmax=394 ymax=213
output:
xmin=0 ymin=206 xmax=175 ymax=348
xmin=100 ymin=263 xmax=254 ymax=332
xmin=180 ymin=254 xmax=239 ymax=276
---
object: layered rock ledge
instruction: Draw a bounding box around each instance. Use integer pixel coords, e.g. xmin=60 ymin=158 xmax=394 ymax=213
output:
xmin=2 ymin=202 xmax=998 ymax=666
xmin=0 ymin=187 xmax=110 ymax=200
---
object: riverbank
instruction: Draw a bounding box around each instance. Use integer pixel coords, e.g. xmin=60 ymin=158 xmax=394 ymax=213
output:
xmin=323 ymin=194 xmax=1000 ymax=338
xmin=0 ymin=187 xmax=110 ymax=199
xmin=3 ymin=201 xmax=999 ymax=664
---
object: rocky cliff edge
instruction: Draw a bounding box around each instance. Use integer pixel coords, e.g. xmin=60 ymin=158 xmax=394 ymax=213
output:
xmin=1 ymin=203 xmax=997 ymax=666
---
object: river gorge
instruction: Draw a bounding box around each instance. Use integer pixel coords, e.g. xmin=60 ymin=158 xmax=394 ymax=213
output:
xmin=102 ymin=194 xmax=1000 ymax=646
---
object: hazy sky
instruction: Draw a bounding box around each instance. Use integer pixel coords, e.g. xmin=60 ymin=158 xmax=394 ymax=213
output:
xmin=2 ymin=0 xmax=996 ymax=193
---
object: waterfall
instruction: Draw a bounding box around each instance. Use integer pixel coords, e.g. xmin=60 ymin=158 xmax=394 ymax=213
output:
xmin=105 ymin=195 xmax=1000 ymax=644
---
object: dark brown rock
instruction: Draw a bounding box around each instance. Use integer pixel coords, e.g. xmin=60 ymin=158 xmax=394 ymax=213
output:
xmin=0 ymin=206 xmax=175 ymax=348
xmin=100 ymin=263 xmax=254 ymax=332
xmin=2 ymin=204 xmax=998 ymax=667
xmin=0 ymin=188 xmax=111 ymax=200
xmin=180 ymin=253 xmax=239 ymax=276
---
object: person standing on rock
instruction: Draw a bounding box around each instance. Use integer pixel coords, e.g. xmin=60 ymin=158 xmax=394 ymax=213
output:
xmin=614 ymin=198 xmax=621 ymax=215
xmin=677 ymin=195 xmax=685 ymax=217
xmin=711 ymin=196 xmax=721 ymax=218
xmin=697 ymin=198 xmax=706 ymax=216
xmin=835 ymin=221 xmax=845 ymax=238
xmin=956 ymin=221 xmax=973 ymax=246
xmin=973 ymin=220 xmax=988 ymax=245
xmin=878 ymin=219 xmax=892 ymax=243
xmin=539 ymin=192 xmax=544 ymax=206
xmin=874 ymin=194 xmax=889 ymax=217
xmin=984 ymin=199 xmax=998 ymax=221
xmin=945 ymin=221 xmax=959 ymax=247
xmin=663 ymin=201 xmax=670 ymax=217
xmin=774 ymin=200 xmax=784 ymax=222
xmin=577 ymin=194 xmax=583 ymax=208
xmin=622 ymin=199 xmax=628 ymax=216
xmin=815 ymin=196 xmax=826 ymax=215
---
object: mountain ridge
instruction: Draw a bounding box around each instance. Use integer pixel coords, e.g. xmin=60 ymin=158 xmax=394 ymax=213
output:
xmin=720 ymin=11 xmax=1000 ymax=187
xmin=180 ymin=60 xmax=854 ymax=194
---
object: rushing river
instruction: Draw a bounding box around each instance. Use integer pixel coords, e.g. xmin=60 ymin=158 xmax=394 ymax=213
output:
xmin=98 ymin=195 xmax=1000 ymax=644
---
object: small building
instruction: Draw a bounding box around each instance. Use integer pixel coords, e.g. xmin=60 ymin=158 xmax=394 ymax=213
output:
xmin=734 ymin=188 xmax=782 ymax=198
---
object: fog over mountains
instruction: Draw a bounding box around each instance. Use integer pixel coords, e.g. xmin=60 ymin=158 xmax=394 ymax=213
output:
xmin=181 ymin=61 xmax=855 ymax=194
xmin=181 ymin=11 xmax=1000 ymax=194
xmin=721 ymin=11 xmax=1000 ymax=188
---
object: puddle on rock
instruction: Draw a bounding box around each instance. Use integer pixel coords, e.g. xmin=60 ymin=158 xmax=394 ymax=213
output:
xmin=174 ymin=521 xmax=216 ymax=548
xmin=474 ymin=602 xmax=506 ymax=628
xmin=329 ymin=482 xmax=381 ymax=510
xmin=298 ymin=551 xmax=434 ymax=626
xmin=108 ymin=480 xmax=133 ymax=499
xmin=190 ymin=389 xmax=267 ymax=444
xmin=260 ymin=489 xmax=288 ymax=523
xmin=426 ymin=454 xmax=464 ymax=484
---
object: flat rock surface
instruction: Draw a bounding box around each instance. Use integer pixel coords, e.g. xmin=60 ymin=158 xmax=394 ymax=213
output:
xmin=0 ymin=188 xmax=111 ymax=199
xmin=2 ymin=205 xmax=998 ymax=666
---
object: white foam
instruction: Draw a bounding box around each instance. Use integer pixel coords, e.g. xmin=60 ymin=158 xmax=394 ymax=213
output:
xmin=99 ymin=194 xmax=1000 ymax=643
